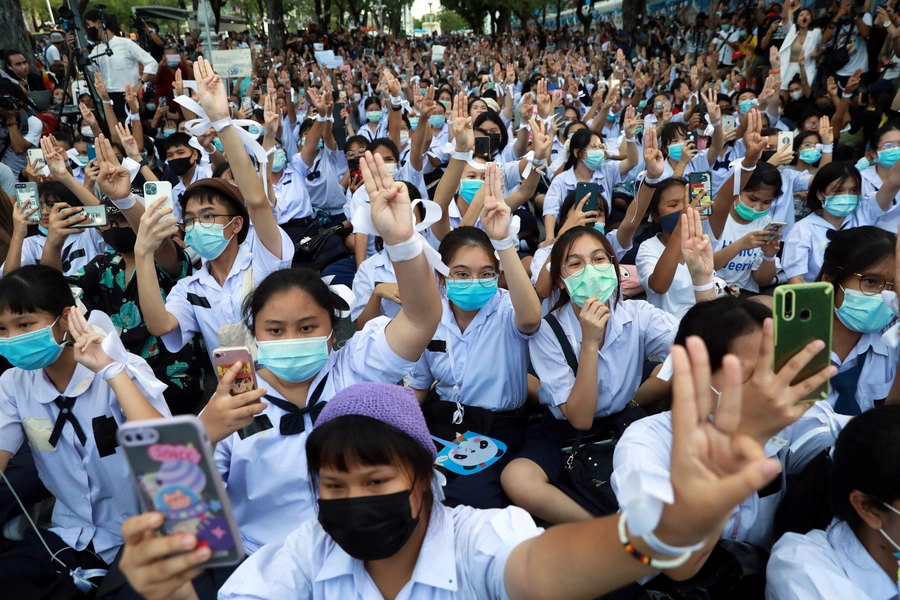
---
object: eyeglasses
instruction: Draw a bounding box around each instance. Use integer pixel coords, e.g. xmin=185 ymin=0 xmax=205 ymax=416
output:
xmin=878 ymin=142 xmax=899 ymax=151
xmin=446 ymin=272 xmax=499 ymax=288
xmin=852 ymin=273 xmax=896 ymax=295
xmin=180 ymin=213 xmax=235 ymax=232
xmin=585 ymin=144 xmax=606 ymax=151
xmin=564 ymin=252 xmax=612 ymax=272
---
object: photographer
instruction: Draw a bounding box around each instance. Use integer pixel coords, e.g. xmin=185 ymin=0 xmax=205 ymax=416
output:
xmin=0 ymin=79 xmax=41 ymax=179
xmin=822 ymin=0 xmax=873 ymax=85
xmin=135 ymin=19 xmax=165 ymax=62
xmin=83 ymin=9 xmax=158 ymax=119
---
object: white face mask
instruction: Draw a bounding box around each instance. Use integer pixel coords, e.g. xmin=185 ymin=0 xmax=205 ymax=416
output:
xmin=385 ymin=162 xmax=399 ymax=177
xmin=790 ymin=91 xmax=803 ymax=101
xmin=400 ymin=131 xmax=409 ymax=146
xmin=879 ymin=502 xmax=900 ymax=559
xmin=81 ymin=126 xmax=94 ymax=137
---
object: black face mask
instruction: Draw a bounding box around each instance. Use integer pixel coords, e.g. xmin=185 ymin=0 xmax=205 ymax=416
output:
xmin=317 ymin=490 xmax=419 ymax=561
xmin=168 ymin=156 xmax=195 ymax=177
xmin=87 ymin=26 xmax=100 ymax=42
xmin=100 ymin=227 xmax=137 ymax=253
xmin=761 ymin=150 xmax=776 ymax=162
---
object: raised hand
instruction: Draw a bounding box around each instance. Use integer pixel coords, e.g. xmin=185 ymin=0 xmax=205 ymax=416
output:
xmin=68 ymin=308 xmax=115 ymax=373
xmin=559 ymin=193 xmax=600 ymax=237
xmin=452 ymin=91 xmax=474 ymax=152
xmin=93 ymin=71 xmax=110 ymax=102
xmin=360 ymin=151 xmax=414 ymax=246
xmin=124 ymin=83 xmax=140 ymax=114
xmin=703 ymin=88 xmax=721 ymax=125
xmin=680 ymin=203 xmax=713 ymax=280
xmin=743 ymin=110 xmax=768 ymax=163
xmin=623 ymin=105 xmax=638 ymax=138
xmin=263 ymin=93 xmax=279 ymax=135
xmin=845 ymin=68 xmax=863 ymax=94
xmin=94 ymin=134 xmax=132 ymax=201
xmin=652 ymin=337 xmax=782 ymax=549
xmin=531 ymin=117 xmax=553 ymax=161
xmin=420 ymin=85 xmax=436 ymax=118
xmin=536 ymin=78 xmax=552 ymax=119
xmin=40 ymin=136 xmax=69 ymax=179
xmin=79 ymin=102 xmax=98 ymax=128
xmin=115 ymin=123 xmax=142 ymax=161
xmin=173 ymin=69 xmax=184 ymax=98
xmin=480 ymin=162 xmax=511 ymax=241
xmin=643 ymin=126 xmax=665 ymax=179
xmin=192 ymin=56 xmax=230 ymax=122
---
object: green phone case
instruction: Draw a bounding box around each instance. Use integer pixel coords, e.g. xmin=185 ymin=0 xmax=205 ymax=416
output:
xmin=773 ymin=283 xmax=834 ymax=402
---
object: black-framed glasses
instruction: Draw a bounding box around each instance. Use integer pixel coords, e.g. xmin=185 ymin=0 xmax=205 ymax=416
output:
xmin=853 ymin=273 xmax=896 ymax=296
xmin=446 ymin=272 xmax=499 ymax=288
xmin=180 ymin=213 xmax=236 ymax=232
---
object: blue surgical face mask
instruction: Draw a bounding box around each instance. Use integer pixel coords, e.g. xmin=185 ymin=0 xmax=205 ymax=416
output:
xmin=739 ymin=98 xmax=758 ymax=114
xmin=835 ymin=287 xmax=895 ymax=333
xmin=878 ymin=146 xmax=900 ymax=169
xmin=563 ymin=263 xmax=618 ymax=306
xmin=823 ymin=194 xmax=859 ymax=217
xmin=366 ymin=110 xmax=382 ymax=123
xmin=606 ymin=111 xmax=618 ymax=122
xmin=247 ymin=123 xmax=263 ymax=137
xmin=162 ymin=129 xmax=176 ymax=138
xmin=409 ymin=117 xmax=419 ymax=130
xmin=429 ymin=115 xmax=446 ymax=128
xmin=73 ymin=156 xmax=89 ymax=168
xmin=272 ymin=150 xmax=287 ymax=172
xmin=667 ymin=142 xmax=684 ymax=161
xmin=257 ymin=333 xmax=331 ymax=383
xmin=594 ymin=222 xmax=606 ymax=234
xmin=734 ymin=199 xmax=769 ymax=221
xmin=0 ymin=317 xmax=65 ymax=370
xmin=799 ymin=148 xmax=822 ymax=164
xmin=445 ymin=277 xmax=498 ymax=311
xmin=459 ymin=179 xmax=484 ymax=203
xmin=145 ymin=103 xmax=156 ymax=112
xmin=212 ymin=139 xmax=224 ymax=153
xmin=184 ymin=219 xmax=235 ymax=260
xmin=721 ymin=24 xmax=731 ymax=33
xmin=38 ymin=225 xmax=49 ymax=236
xmin=166 ymin=59 xmax=180 ymax=68
xmin=856 ymin=156 xmax=872 ymax=171
xmin=658 ymin=209 xmax=682 ymax=234
xmin=584 ymin=149 xmax=605 ymax=170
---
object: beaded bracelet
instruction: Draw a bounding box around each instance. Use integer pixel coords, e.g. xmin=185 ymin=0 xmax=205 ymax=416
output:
xmin=618 ymin=511 xmax=692 ymax=570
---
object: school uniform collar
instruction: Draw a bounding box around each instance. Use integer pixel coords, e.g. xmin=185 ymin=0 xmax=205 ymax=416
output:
xmin=314 ymin=502 xmax=458 ymax=592
xmin=197 ymin=243 xmax=251 ymax=290
xmin=828 ymin=519 xmax=897 ymax=600
xmin=274 ymin=163 xmax=294 ymax=189
xmin=441 ymin=291 xmax=501 ymax=339
xmin=861 ymin=165 xmax=882 ymax=190
xmin=832 ymin=330 xmax=891 ymax=367
xmin=560 ymin=167 xmax=604 ymax=186
xmin=33 ymin=362 xmax=96 ymax=404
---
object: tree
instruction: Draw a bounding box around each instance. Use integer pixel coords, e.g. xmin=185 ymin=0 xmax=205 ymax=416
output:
xmin=1 ymin=0 xmax=38 ymax=76
xmin=266 ymin=0 xmax=286 ymax=48
xmin=622 ymin=0 xmax=646 ymax=33
xmin=437 ymin=9 xmax=466 ymax=33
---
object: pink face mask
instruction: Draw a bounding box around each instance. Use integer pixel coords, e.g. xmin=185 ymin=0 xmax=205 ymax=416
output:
xmin=696 ymin=135 xmax=710 ymax=151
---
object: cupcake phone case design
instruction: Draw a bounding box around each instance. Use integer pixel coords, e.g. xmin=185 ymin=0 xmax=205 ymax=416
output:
xmin=118 ymin=415 xmax=244 ymax=567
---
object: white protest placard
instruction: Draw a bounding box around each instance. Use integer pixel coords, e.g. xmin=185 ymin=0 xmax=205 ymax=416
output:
xmin=313 ymin=43 xmax=324 ymax=52
xmin=211 ymin=49 xmax=252 ymax=79
xmin=325 ymin=56 xmax=344 ymax=69
xmin=431 ymin=45 xmax=445 ymax=62
xmin=314 ymin=50 xmax=335 ymax=65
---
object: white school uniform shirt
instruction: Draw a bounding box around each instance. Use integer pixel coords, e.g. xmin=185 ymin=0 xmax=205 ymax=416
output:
xmin=272 ymin=163 xmax=313 ymax=223
xmin=1 ymin=230 xmax=109 ymax=278
xmin=542 ymin=162 xmax=624 ymax=219
xmin=824 ymin=329 xmax=899 ymax=413
xmin=635 ymin=234 xmax=696 ymax=319
xmin=349 ymin=251 xmax=400 ymax=322
xmin=218 ymin=502 xmax=543 ymax=600
xmin=172 ymin=163 xmax=212 ymax=223
xmin=530 ymin=300 xmax=678 ymax=420
xmin=771 ymin=168 xmax=812 ymax=237
xmin=357 ymin=119 xmax=384 ymax=142
xmin=715 ymin=213 xmax=777 ymax=293
xmin=766 ymin=519 xmax=896 ymax=600
xmin=782 ymin=201 xmax=886 ymax=283
xmin=860 ymin=164 xmax=900 ymax=234
xmin=292 ymin=147 xmax=349 ymax=216
xmin=409 ymin=291 xmax=537 ymax=412
xmin=161 ymin=228 xmax=294 ymax=364
xmin=213 ymin=317 xmax=417 ymax=554
xmin=0 ymin=316 xmax=170 ymax=563
xmin=658 ymin=149 xmax=712 ymax=180
xmin=613 ymin=402 xmax=846 ymax=549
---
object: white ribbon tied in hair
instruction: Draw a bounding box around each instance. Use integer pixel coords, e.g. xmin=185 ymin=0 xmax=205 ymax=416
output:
xmin=173 ymin=95 xmax=272 ymax=201
xmin=320 ymin=275 xmax=354 ymax=319
xmin=351 ymin=198 xmax=449 ymax=275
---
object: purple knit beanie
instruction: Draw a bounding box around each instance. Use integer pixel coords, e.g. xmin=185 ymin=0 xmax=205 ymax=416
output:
xmin=315 ymin=383 xmax=436 ymax=461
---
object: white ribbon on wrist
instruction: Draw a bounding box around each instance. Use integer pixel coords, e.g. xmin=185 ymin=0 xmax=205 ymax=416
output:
xmin=520 ymin=150 xmax=546 ymax=178
xmin=87 ymin=311 xmax=167 ymax=396
xmin=617 ymin=469 xmax=674 ymax=536
xmin=121 ymin=157 xmax=141 ymax=183
xmin=124 ymin=106 xmax=141 ymax=125
xmin=109 ymin=192 xmax=139 ymax=211
xmin=351 ymin=198 xmax=449 ymax=275
xmin=730 ymin=158 xmax=756 ymax=197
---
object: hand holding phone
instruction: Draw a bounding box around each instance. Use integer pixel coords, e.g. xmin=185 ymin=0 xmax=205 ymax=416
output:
xmin=144 ymin=181 xmax=174 ymax=217
xmin=14 ymin=183 xmax=41 ymax=223
xmin=70 ymin=205 xmax=108 ymax=228
xmin=576 ymin=182 xmax=601 ymax=214
xmin=773 ymin=283 xmax=834 ymax=402
xmin=206 ymin=354 xmax=268 ymax=444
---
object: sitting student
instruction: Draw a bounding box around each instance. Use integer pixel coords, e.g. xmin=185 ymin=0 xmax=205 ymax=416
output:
xmin=613 ymin=296 xmax=842 ymax=585
xmin=133 ymin=59 xmax=295 ymax=363
xmin=0 ymin=265 xmax=168 ymax=592
xmin=655 ymin=90 xmax=725 ymax=179
xmin=410 ymin=164 xmax=542 ymax=510
xmin=2 ymin=181 xmax=108 ymax=278
xmin=860 ymin=121 xmax=900 ymax=234
xmin=166 ymin=132 xmax=212 ymax=222
xmin=816 ymin=227 xmax=899 ymax=415
xmin=767 ymin=405 xmax=900 ymax=599
xmin=119 ymin=346 xmax=808 ymax=600
xmin=501 ymin=225 xmax=681 ymax=524
xmin=784 ymin=159 xmax=900 ymax=284
xmin=771 ymin=121 xmax=834 ymax=238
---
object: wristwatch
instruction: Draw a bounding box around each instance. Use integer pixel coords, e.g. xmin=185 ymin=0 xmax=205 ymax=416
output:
xmin=139 ymin=157 xmax=151 ymax=168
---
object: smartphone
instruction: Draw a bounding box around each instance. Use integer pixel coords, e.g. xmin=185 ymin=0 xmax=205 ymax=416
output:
xmin=773 ymin=283 xmax=833 ymax=402
xmin=87 ymin=144 xmax=96 ymax=163
xmin=118 ymin=415 xmax=244 ymax=567
xmin=240 ymin=97 xmax=252 ymax=112
xmin=70 ymin=205 xmax=108 ymax=228
xmin=576 ymin=181 xmax=601 ymax=214
xmin=27 ymin=148 xmax=47 ymax=173
xmin=144 ymin=181 xmax=174 ymax=216
xmin=778 ymin=131 xmax=794 ymax=150
xmin=474 ymin=135 xmax=491 ymax=157
xmin=722 ymin=114 xmax=736 ymax=130
xmin=553 ymin=105 xmax=566 ymax=128
xmin=688 ymin=172 xmax=712 ymax=216
xmin=214 ymin=347 xmax=257 ymax=396
xmin=14 ymin=182 xmax=41 ymax=223
xmin=347 ymin=156 xmax=361 ymax=180
xmin=261 ymin=84 xmax=268 ymax=94
xmin=763 ymin=221 xmax=788 ymax=239
xmin=686 ymin=131 xmax=698 ymax=146
xmin=159 ymin=97 xmax=167 ymax=109
xmin=332 ymin=102 xmax=347 ymax=151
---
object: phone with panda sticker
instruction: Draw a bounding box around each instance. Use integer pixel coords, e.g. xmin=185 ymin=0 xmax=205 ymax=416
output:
xmin=118 ymin=416 xmax=245 ymax=568
xmin=474 ymin=135 xmax=491 ymax=158
xmin=689 ymin=171 xmax=713 ymax=216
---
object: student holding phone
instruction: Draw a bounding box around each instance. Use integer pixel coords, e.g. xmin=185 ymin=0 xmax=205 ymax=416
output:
xmin=0 ymin=265 xmax=169 ymax=590
xmin=657 ymin=89 xmax=725 ymax=180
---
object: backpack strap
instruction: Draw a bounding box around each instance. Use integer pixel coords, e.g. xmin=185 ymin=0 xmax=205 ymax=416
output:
xmin=544 ymin=314 xmax=578 ymax=375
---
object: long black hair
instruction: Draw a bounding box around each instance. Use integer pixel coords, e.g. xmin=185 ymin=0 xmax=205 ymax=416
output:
xmin=815 ymin=226 xmax=896 ymax=286
xmin=548 ymin=226 xmax=622 ymax=313
xmin=674 ymin=296 xmax=771 ymax=372
xmin=242 ymin=268 xmax=349 ymax=334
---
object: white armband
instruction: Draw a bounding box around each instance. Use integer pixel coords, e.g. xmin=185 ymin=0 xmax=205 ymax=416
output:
xmin=451 ymin=150 xmax=473 ymax=161
xmin=109 ymin=193 xmax=139 ymax=211
xmin=490 ymin=235 xmax=516 ymax=251
xmin=385 ymin=234 xmax=424 ymax=263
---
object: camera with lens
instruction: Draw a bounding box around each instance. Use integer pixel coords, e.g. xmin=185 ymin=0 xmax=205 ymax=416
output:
xmin=0 ymin=94 xmax=20 ymax=112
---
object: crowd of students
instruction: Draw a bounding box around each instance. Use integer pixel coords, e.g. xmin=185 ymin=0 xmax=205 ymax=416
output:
xmin=1 ymin=1 xmax=900 ymax=598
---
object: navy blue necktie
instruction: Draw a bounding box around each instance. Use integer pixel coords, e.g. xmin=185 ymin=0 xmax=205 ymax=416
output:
xmin=832 ymin=363 xmax=864 ymax=416
xmin=49 ymin=396 xmax=87 ymax=447
xmin=263 ymin=375 xmax=329 ymax=435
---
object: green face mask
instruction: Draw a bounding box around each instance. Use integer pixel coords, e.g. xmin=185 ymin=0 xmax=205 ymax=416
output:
xmin=734 ymin=199 xmax=769 ymax=221
xmin=563 ymin=263 xmax=618 ymax=306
